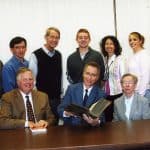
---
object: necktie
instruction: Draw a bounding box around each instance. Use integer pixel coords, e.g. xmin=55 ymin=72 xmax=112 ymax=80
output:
xmin=83 ymin=89 xmax=88 ymax=106
xmin=25 ymin=95 xmax=36 ymax=123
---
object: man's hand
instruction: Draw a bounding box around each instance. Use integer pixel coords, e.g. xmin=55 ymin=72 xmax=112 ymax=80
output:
xmin=82 ymin=114 xmax=100 ymax=126
xmin=64 ymin=111 xmax=75 ymax=117
xmin=28 ymin=121 xmax=36 ymax=129
xmin=36 ymin=120 xmax=48 ymax=128
xmin=28 ymin=120 xmax=48 ymax=129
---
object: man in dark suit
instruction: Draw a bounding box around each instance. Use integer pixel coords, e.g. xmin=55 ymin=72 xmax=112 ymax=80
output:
xmin=0 ymin=67 xmax=55 ymax=129
xmin=58 ymin=62 xmax=106 ymax=126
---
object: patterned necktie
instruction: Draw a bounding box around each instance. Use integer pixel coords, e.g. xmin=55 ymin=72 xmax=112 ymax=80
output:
xmin=83 ymin=89 xmax=88 ymax=106
xmin=25 ymin=95 xmax=36 ymax=123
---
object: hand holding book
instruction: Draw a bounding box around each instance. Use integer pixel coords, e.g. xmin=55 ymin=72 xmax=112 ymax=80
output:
xmin=65 ymin=99 xmax=111 ymax=119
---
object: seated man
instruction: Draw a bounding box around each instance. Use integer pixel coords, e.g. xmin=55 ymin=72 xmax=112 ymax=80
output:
xmin=58 ymin=62 xmax=106 ymax=126
xmin=113 ymin=73 xmax=150 ymax=121
xmin=0 ymin=67 xmax=55 ymax=129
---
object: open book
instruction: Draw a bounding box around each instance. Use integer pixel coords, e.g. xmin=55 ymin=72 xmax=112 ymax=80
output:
xmin=65 ymin=99 xmax=111 ymax=118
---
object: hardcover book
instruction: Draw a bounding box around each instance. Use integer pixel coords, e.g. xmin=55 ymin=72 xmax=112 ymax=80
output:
xmin=65 ymin=99 xmax=111 ymax=118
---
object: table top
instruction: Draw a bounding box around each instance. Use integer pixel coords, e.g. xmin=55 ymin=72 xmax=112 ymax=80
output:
xmin=1 ymin=120 xmax=150 ymax=150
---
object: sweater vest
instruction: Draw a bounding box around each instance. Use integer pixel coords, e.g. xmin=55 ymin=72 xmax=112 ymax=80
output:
xmin=34 ymin=48 xmax=62 ymax=99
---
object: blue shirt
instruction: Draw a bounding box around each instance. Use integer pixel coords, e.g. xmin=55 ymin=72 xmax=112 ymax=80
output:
xmin=2 ymin=56 xmax=28 ymax=92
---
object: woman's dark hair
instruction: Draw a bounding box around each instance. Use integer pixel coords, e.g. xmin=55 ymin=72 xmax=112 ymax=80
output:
xmin=100 ymin=35 xmax=122 ymax=57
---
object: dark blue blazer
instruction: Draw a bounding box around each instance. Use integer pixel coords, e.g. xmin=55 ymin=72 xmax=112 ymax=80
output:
xmin=58 ymin=82 xmax=106 ymax=126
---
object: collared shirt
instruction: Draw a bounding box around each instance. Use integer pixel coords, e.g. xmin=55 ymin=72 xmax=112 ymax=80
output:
xmin=125 ymin=95 xmax=134 ymax=120
xmin=83 ymin=84 xmax=93 ymax=100
xmin=63 ymin=84 xmax=93 ymax=118
xmin=29 ymin=46 xmax=55 ymax=80
xmin=2 ymin=56 xmax=28 ymax=92
xmin=20 ymin=91 xmax=36 ymax=127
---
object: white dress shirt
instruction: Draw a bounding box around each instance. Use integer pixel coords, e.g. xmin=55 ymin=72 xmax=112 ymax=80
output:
xmin=125 ymin=95 xmax=134 ymax=120
xmin=20 ymin=91 xmax=36 ymax=127
xmin=83 ymin=85 xmax=93 ymax=99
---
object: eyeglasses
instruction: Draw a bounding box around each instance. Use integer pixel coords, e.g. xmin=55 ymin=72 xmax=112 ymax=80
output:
xmin=121 ymin=81 xmax=135 ymax=85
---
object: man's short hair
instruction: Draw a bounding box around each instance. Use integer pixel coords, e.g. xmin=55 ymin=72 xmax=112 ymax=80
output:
xmin=9 ymin=36 xmax=27 ymax=48
xmin=45 ymin=27 xmax=60 ymax=38
xmin=83 ymin=61 xmax=100 ymax=75
xmin=121 ymin=73 xmax=138 ymax=84
xmin=16 ymin=67 xmax=33 ymax=81
xmin=76 ymin=28 xmax=91 ymax=40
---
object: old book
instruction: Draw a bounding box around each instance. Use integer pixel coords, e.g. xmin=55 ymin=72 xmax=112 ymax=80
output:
xmin=65 ymin=99 xmax=111 ymax=118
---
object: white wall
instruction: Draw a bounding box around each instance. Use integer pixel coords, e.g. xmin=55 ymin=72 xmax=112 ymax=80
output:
xmin=0 ymin=0 xmax=149 ymax=93
xmin=116 ymin=0 xmax=150 ymax=56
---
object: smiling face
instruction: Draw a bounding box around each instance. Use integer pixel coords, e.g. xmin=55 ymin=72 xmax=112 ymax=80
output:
xmin=45 ymin=29 xmax=60 ymax=51
xmin=83 ymin=65 xmax=99 ymax=88
xmin=76 ymin=31 xmax=91 ymax=50
xmin=128 ymin=33 xmax=143 ymax=53
xmin=104 ymin=38 xmax=115 ymax=57
xmin=17 ymin=71 xmax=34 ymax=94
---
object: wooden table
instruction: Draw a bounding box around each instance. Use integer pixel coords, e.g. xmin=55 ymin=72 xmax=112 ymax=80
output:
xmin=1 ymin=120 xmax=150 ymax=150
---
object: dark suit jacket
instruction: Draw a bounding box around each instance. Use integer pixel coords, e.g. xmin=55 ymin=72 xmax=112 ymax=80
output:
xmin=0 ymin=89 xmax=55 ymax=129
xmin=113 ymin=93 xmax=150 ymax=121
xmin=58 ymin=82 xmax=106 ymax=126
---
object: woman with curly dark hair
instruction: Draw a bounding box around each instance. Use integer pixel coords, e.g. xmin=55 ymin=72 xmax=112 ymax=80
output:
xmin=100 ymin=35 xmax=127 ymax=121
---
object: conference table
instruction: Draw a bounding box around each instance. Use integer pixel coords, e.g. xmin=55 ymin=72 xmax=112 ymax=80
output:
xmin=1 ymin=120 xmax=150 ymax=150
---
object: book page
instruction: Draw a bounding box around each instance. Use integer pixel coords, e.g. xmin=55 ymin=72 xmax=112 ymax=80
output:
xmin=89 ymin=99 xmax=111 ymax=118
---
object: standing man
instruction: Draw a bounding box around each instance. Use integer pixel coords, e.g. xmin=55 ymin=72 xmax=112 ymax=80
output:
xmin=58 ymin=62 xmax=106 ymax=126
xmin=29 ymin=27 xmax=62 ymax=125
xmin=2 ymin=36 xmax=28 ymax=92
xmin=67 ymin=28 xmax=105 ymax=86
xmin=0 ymin=67 xmax=55 ymax=129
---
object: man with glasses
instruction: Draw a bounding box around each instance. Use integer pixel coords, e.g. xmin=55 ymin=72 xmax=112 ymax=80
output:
xmin=58 ymin=61 xmax=105 ymax=126
xmin=113 ymin=73 xmax=150 ymax=121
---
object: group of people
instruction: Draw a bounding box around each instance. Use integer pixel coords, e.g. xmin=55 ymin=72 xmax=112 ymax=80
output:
xmin=0 ymin=27 xmax=150 ymax=129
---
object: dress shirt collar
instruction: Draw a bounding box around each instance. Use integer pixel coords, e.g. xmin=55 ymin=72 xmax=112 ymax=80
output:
xmin=19 ymin=90 xmax=32 ymax=103
xmin=83 ymin=84 xmax=93 ymax=96
xmin=12 ymin=55 xmax=27 ymax=64
xmin=42 ymin=45 xmax=55 ymax=57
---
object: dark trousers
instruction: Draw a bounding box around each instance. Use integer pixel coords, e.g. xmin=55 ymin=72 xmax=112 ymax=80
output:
xmin=105 ymin=93 xmax=123 ymax=122
xmin=49 ymin=98 xmax=60 ymax=125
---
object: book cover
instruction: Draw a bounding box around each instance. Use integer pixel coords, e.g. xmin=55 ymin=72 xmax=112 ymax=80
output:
xmin=65 ymin=99 xmax=111 ymax=118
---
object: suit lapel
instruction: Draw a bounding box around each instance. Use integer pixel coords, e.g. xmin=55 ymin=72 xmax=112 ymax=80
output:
xmin=86 ymin=86 xmax=97 ymax=107
xmin=120 ymin=96 xmax=128 ymax=120
xmin=31 ymin=90 xmax=38 ymax=116
xmin=129 ymin=94 xmax=137 ymax=120
xmin=77 ymin=83 xmax=84 ymax=105
xmin=15 ymin=90 xmax=26 ymax=119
